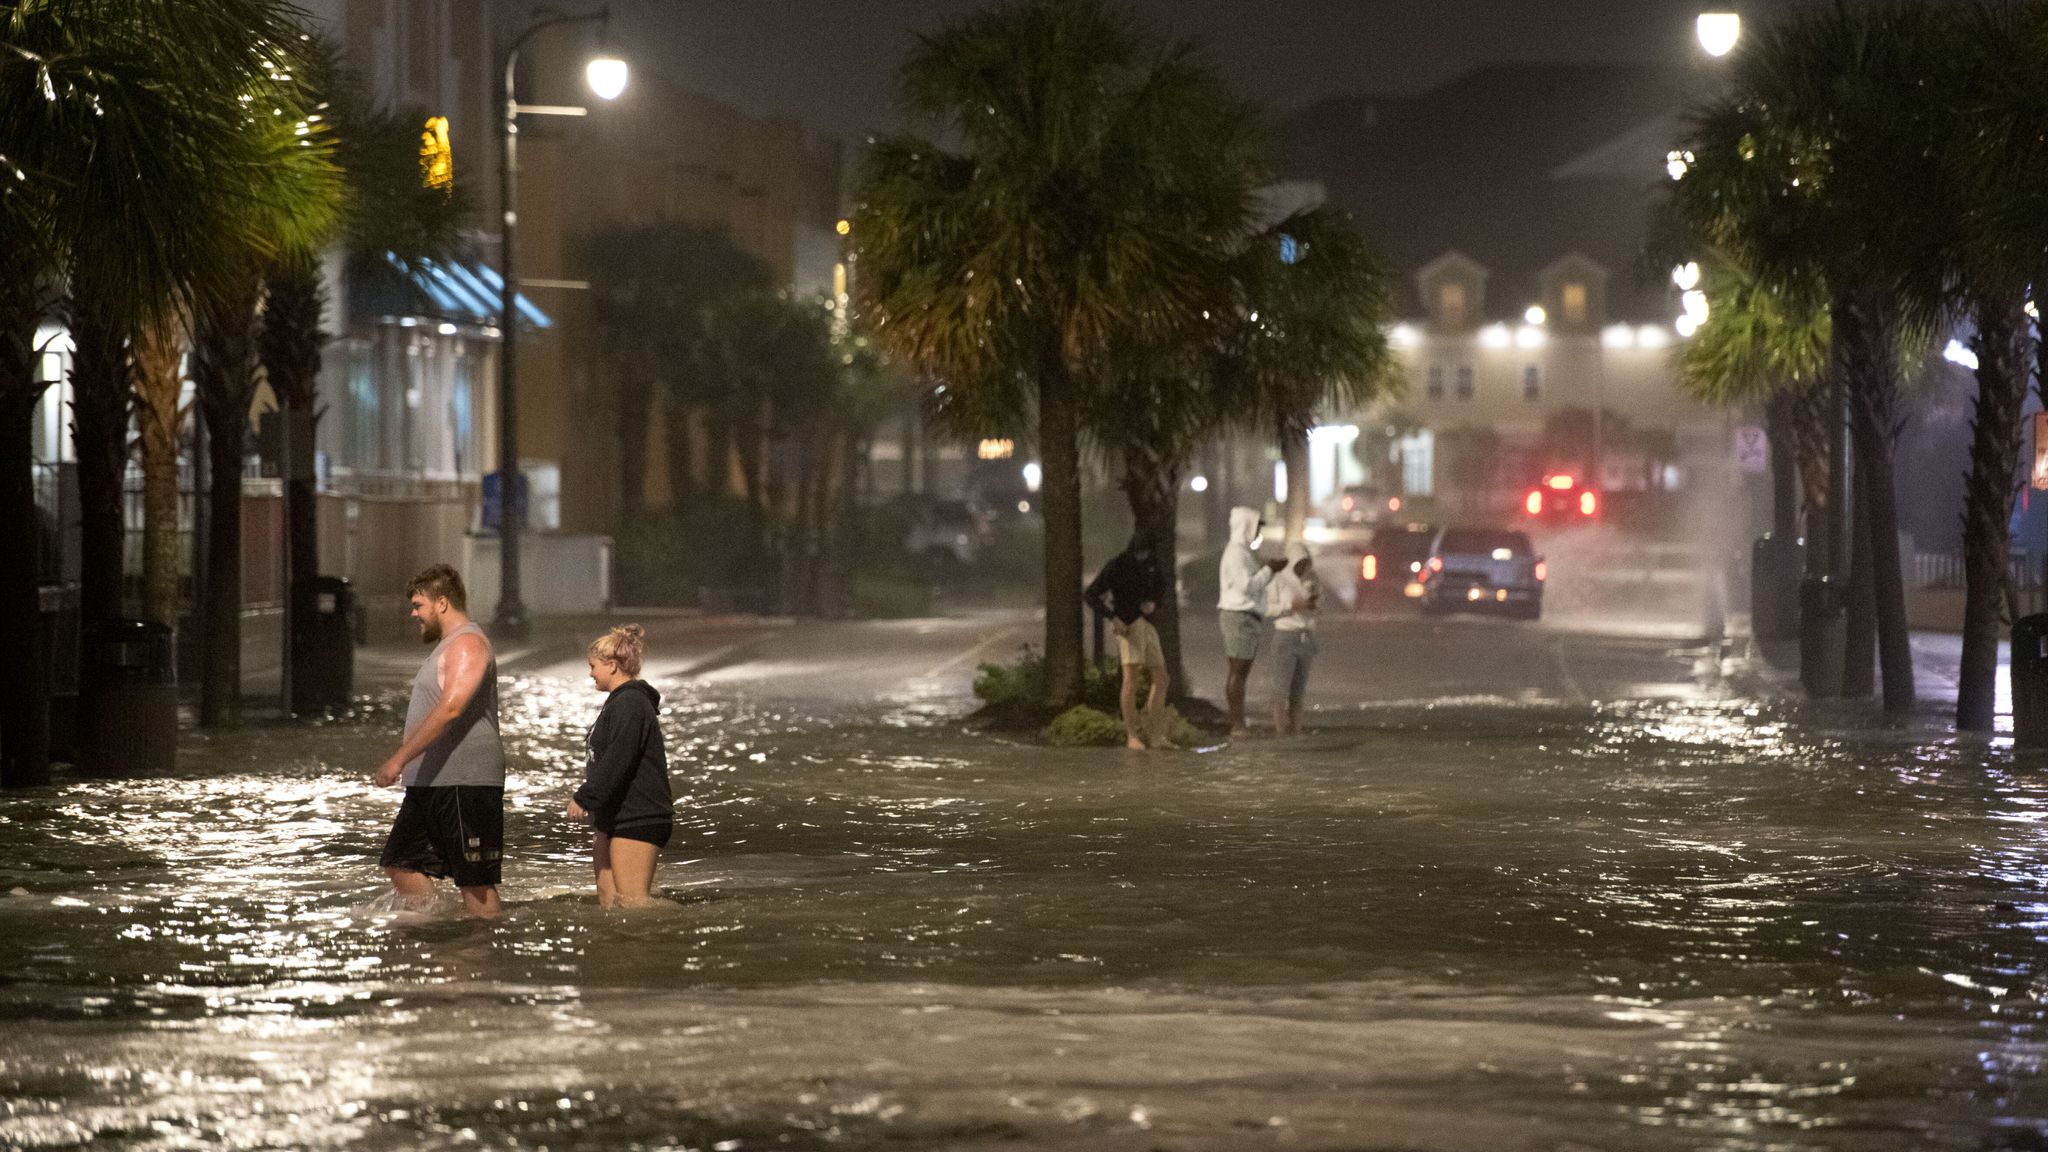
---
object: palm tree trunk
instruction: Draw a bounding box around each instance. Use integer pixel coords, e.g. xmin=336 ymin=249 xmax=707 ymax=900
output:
xmin=1279 ymin=416 xmax=1310 ymax=545
xmin=1764 ymin=390 xmax=1798 ymax=541
xmin=1842 ymin=287 xmax=1914 ymax=716
xmin=0 ymin=277 xmax=50 ymax=787
xmin=1842 ymin=448 xmax=1877 ymax=699
xmin=1791 ymin=383 xmax=1832 ymax=577
xmin=194 ymin=277 xmax=262 ymax=729
xmin=68 ymin=303 xmax=129 ymax=630
xmin=132 ymin=318 xmax=185 ymax=627
xmin=1957 ymin=298 xmax=2033 ymax=731
xmin=258 ymin=259 xmax=324 ymax=614
xmin=1038 ymin=339 xmax=1085 ymax=709
xmin=1122 ymin=448 xmax=1188 ymax=699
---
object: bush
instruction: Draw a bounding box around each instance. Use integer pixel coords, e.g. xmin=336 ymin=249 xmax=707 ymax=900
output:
xmin=852 ymin=571 xmax=932 ymax=618
xmin=613 ymin=496 xmax=765 ymax=608
xmin=1043 ymin=705 xmax=1124 ymax=747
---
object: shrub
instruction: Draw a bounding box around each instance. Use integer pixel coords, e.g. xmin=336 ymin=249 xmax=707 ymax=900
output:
xmin=852 ymin=571 xmax=932 ymax=618
xmin=1042 ymin=705 xmax=1124 ymax=747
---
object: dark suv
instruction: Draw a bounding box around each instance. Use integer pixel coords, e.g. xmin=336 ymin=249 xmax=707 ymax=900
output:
xmin=1418 ymin=527 xmax=1545 ymax=619
xmin=1353 ymin=524 xmax=1435 ymax=605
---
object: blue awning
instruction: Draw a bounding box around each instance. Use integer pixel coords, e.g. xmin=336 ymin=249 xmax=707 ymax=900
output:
xmin=382 ymin=253 xmax=552 ymax=330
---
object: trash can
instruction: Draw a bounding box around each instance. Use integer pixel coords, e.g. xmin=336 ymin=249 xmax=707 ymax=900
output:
xmin=291 ymin=575 xmax=355 ymax=714
xmin=2014 ymin=614 xmax=2048 ymax=748
xmin=1799 ymin=576 xmax=1846 ymax=700
xmin=78 ymin=619 xmax=177 ymax=775
xmin=1751 ymin=535 xmax=1805 ymax=643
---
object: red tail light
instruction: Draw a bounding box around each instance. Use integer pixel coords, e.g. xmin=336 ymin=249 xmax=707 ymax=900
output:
xmin=1427 ymin=556 xmax=1443 ymax=573
xmin=1579 ymin=490 xmax=1597 ymax=516
xmin=1524 ymin=490 xmax=1544 ymax=515
xmin=1362 ymin=554 xmax=1378 ymax=581
xmin=1535 ymin=560 xmax=1548 ymax=582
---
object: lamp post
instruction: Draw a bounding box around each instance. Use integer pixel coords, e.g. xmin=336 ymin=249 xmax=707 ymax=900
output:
xmin=494 ymin=8 xmax=627 ymax=640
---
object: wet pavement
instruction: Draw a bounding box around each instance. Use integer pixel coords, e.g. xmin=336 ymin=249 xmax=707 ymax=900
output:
xmin=2 ymin=611 xmax=2044 ymax=1149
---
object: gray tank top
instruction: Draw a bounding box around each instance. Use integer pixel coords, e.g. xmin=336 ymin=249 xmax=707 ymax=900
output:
xmin=402 ymin=621 xmax=505 ymax=787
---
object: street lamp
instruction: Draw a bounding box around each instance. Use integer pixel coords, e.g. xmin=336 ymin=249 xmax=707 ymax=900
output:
xmin=494 ymin=8 xmax=626 ymax=641
xmin=1697 ymin=12 xmax=1741 ymax=57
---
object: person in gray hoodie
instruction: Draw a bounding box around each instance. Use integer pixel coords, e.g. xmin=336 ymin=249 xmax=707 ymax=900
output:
xmin=568 ymin=624 xmax=674 ymax=907
xmin=1217 ymin=507 xmax=1287 ymax=737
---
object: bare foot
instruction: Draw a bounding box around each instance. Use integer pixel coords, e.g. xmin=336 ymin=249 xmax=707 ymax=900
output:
xmin=1125 ymin=737 xmax=1148 ymax=751
xmin=1152 ymin=738 xmax=1181 ymax=751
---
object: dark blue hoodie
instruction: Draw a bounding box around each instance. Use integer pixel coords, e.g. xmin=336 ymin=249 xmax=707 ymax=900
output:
xmin=575 ymin=680 xmax=673 ymax=834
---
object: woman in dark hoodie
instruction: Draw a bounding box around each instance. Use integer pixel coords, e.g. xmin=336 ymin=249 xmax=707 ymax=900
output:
xmin=567 ymin=624 xmax=673 ymax=907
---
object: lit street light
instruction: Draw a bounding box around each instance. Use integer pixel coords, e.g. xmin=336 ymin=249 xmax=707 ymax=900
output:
xmin=1697 ymin=12 xmax=1741 ymax=57
xmin=494 ymin=8 xmax=626 ymax=641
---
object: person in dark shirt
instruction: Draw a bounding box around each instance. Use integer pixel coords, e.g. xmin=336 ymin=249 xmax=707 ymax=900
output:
xmin=568 ymin=624 xmax=674 ymax=907
xmin=1084 ymin=535 xmax=1173 ymax=749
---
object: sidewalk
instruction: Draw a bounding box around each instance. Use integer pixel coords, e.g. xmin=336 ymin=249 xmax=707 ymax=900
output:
xmin=247 ymin=610 xmax=794 ymax=702
xmin=1726 ymin=619 xmax=2013 ymax=727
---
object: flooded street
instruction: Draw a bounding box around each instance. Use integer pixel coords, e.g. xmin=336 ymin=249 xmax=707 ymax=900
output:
xmin=3 ymin=617 xmax=2046 ymax=1149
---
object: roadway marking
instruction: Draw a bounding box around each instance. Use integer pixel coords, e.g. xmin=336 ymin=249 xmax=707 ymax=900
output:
xmin=919 ymin=620 xmax=1033 ymax=682
xmin=1549 ymin=636 xmax=1589 ymax=704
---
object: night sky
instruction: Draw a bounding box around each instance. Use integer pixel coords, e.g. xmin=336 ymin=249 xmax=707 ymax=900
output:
xmin=607 ymin=1 xmax=1801 ymax=140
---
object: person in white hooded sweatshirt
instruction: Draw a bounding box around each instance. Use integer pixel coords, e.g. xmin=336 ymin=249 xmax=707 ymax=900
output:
xmin=1218 ymin=506 xmax=1286 ymax=737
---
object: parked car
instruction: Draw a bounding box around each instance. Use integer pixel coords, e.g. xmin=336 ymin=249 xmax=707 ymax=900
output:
xmin=904 ymin=498 xmax=986 ymax=570
xmin=1418 ymin=526 xmax=1545 ymax=619
xmin=1521 ymin=473 xmax=1598 ymax=525
xmin=1326 ymin=484 xmax=1406 ymax=527
xmin=1352 ymin=523 xmax=1435 ymax=605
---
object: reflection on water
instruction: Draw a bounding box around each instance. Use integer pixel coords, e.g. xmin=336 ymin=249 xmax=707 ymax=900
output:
xmin=2 ymin=672 xmax=2047 ymax=1148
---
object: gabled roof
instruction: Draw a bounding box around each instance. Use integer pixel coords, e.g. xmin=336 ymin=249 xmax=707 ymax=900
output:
xmin=1287 ymin=63 xmax=1689 ymax=324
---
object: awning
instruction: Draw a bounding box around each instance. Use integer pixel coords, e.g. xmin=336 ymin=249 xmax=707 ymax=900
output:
xmin=380 ymin=252 xmax=552 ymax=330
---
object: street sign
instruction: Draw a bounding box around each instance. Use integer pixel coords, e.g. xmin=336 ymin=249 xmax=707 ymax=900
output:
xmin=1734 ymin=425 xmax=1769 ymax=474
xmin=2035 ymin=412 xmax=2048 ymax=491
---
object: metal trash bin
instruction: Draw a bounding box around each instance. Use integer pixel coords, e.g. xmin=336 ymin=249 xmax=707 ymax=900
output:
xmin=1751 ymin=535 xmax=1804 ymax=643
xmin=1799 ymin=576 xmax=1845 ymax=700
xmin=291 ymin=576 xmax=355 ymax=713
xmin=2014 ymin=614 xmax=2048 ymax=748
xmin=79 ymin=619 xmax=177 ymax=775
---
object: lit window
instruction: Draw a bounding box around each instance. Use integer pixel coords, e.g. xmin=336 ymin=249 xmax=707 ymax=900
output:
xmin=1523 ymin=364 xmax=1541 ymax=402
xmin=1562 ymin=282 xmax=1587 ymax=325
xmin=1426 ymin=364 xmax=1445 ymax=401
xmin=1455 ymin=366 xmax=1474 ymax=401
xmin=1438 ymin=282 xmax=1467 ymax=327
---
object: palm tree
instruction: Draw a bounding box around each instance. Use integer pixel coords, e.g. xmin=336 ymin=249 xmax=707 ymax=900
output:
xmin=188 ymin=35 xmax=342 ymax=728
xmin=0 ymin=0 xmax=313 ymax=782
xmin=581 ymin=219 xmax=772 ymax=518
xmin=1672 ymin=248 xmax=1832 ymax=553
xmin=1941 ymin=3 xmax=2048 ymax=733
xmin=259 ymin=59 xmax=471 ymax=713
xmin=854 ymin=0 xmax=1255 ymax=709
xmin=1670 ymin=5 xmax=1950 ymax=716
xmin=1222 ymin=205 xmax=1396 ymax=545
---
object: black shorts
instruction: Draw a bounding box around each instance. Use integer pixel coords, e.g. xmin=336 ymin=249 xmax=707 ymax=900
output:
xmin=601 ymin=822 xmax=673 ymax=849
xmin=380 ymin=786 xmax=504 ymax=888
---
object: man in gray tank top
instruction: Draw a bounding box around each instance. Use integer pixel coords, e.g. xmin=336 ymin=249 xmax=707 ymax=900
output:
xmin=374 ymin=564 xmax=506 ymax=917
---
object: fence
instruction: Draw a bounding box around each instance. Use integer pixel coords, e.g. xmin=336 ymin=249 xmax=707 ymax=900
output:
xmin=1912 ymin=550 xmax=2047 ymax=615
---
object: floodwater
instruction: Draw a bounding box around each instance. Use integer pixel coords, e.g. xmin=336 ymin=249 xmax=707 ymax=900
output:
xmin=3 ymin=671 xmax=2047 ymax=1150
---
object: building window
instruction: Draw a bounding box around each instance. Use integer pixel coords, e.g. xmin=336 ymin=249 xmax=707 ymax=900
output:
xmin=1523 ymin=364 xmax=1542 ymax=401
xmin=1562 ymin=282 xmax=1588 ymax=325
xmin=1438 ymin=282 xmax=1467 ymax=327
xmin=1426 ymin=363 xmax=1445 ymax=401
xmin=1455 ymin=365 xmax=1474 ymax=401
